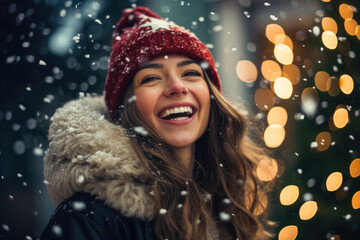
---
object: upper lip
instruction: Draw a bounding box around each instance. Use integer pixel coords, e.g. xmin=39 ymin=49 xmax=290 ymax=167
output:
xmin=157 ymin=102 xmax=197 ymax=118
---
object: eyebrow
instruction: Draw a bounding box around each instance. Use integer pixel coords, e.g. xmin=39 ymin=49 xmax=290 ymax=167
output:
xmin=177 ymin=60 xmax=199 ymax=67
xmin=138 ymin=63 xmax=163 ymax=71
xmin=138 ymin=60 xmax=200 ymax=71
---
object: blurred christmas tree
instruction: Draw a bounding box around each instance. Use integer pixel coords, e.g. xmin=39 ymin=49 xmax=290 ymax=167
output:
xmin=235 ymin=1 xmax=360 ymax=239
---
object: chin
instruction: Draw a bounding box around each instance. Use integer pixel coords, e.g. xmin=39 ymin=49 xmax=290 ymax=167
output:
xmin=165 ymin=138 xmax=196 ymax=148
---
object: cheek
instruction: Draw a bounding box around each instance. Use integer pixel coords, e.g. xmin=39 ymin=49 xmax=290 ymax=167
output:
xmin=198 ymin=84 xmax=211 ymax=113
xmin=134 ymin=90 xmax=156 ymax=122
xmin=202 ymin=88 xmax=211 ymax=125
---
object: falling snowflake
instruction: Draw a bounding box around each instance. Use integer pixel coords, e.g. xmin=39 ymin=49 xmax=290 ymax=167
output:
xmin=270 ymin=15 xmax=278 ymax=21
xmin=159 ymin=208 xmax=167 ymax=214
xmin=2 ymin=224 xmax=9 ymax=231
xmin=200 ymin=62 xmax=209 ymax=69
xmin=219 ymin=212 xmax=231 ymax=221
xmin=180 ymin=190 xmax=187 ymax=196
xmin=77 ymin=175 xmax=85 ymax=183
xmin=206 ymin=43 xmax=214 ymax=49
xmin=52 ymin=225 xmax=62 ymax=236
xmin=223 ymin=198 xmax=231 ymax=204
xmin=72 ymin=34 xmax=81 ymax=43
xmin=134 ymin=126 xmax=148 ymax=136
xmin=212 ymin=25 xmax=223 ymax=32
xmin=73 ymin=201 xmax=86 ymax=211
xmin=128 ymin=95 xmax=137 ymax=103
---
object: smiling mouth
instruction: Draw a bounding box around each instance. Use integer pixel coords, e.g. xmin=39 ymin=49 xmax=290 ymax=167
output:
xmin=159 ymin=106 xmax=195 ymax=120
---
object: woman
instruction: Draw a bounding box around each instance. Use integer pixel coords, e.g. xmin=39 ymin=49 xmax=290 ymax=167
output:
xmin=41 ymin=6 xmax=274 ymax=240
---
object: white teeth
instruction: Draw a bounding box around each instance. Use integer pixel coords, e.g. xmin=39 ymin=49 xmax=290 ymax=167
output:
xmin=160 ymin=106 xmax=194 ymax=119
xmin=171 ymin=116 xmax=189 ymax=120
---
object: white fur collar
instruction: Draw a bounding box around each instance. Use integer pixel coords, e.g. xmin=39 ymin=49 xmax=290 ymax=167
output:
xmin=43 ymin=95 xmax=155 ymax=220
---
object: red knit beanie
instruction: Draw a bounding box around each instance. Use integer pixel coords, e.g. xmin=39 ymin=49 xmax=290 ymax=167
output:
xmin=105 ymin=6 xmax=221 ymax=120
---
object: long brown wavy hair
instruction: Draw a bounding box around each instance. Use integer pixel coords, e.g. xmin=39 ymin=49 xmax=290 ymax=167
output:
xmin=115 ymin=70 xmax=275 ymax=240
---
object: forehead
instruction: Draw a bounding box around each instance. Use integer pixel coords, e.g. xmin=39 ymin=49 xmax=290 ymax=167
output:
xmin=140 ymin=55 xmax=195 ymax=66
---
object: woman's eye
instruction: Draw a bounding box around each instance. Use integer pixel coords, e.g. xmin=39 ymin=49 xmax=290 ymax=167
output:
xmin=141 ymin=76 xmax=159 ymax=84
xmin=183 ymin=71 xmax=201 ymax=77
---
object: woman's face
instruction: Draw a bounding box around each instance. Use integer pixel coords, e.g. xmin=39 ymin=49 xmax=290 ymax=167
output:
xmin=133 ymin=55 xmax=210 ymax=150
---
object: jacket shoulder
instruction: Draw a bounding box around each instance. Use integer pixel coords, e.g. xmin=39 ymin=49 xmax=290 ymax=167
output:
xmin=40 ymin=192 xmax=154 ymax=240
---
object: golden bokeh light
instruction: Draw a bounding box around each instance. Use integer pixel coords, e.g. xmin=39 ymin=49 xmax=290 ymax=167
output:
xmin=282 ymin=64 xmax=300 ymax=85
xmin=321 ymin=17 xmax=338 ymax=34
xmin=274 ymin=44 xmax=294 ymax=65
xmin=344 ymin=19 xmax=358 ymax=36
xmin=254 ymin=88 xmax=275 ymax=111
xmin=326 ymin=172 xmax=343 ymax=192
xmin=339 ymin=4 xmax=353 ymax=20
xmin=274 ymin=35 xmax=293 ymax=49
xmin=339 ymin=74 xmax=354 ymax=94
xmin=333 ymin=107 xmax=348 ymax=128
xmin=257 ymin=158 xmax=278 ymax=181
xmin=282 ymin=35 xmax=293 ymax=50
xmin=322 ymin=31 xmax=338 ymax=49
xmin=278 ymin=225 xmax=298 ymax=240
xmin=261 ymin=60 xmax=282 ymax=82
xmin=266 ymin=24 xmax=285 ymax=43
xmin=326 ymin=76 xmax=340 ymax=97
xmin=280 ymin=185 xmax=299 ymax=206
xmin=274 ymin=77 xmax=293 ymax=99
xmin=299 ymin=201 xmax=318 ymax=220
xmin=356 ymin=25 xmax=360 ymax=40
xmin=267 ymin=106 xmax=288 ymax=126
xmin=264 ymin=124 xmax=285 ymax=148
xmin=352 ymin=191 xmax=360 ymax=209
xmin=349 ymin=158 xmax=360 ymax=178
xmin=321 ymin=0 xmax=331 ymax=2
xmin=273 ymin=34 xmax=286 ymax=45
xmin=315 ymin=132 xmax=331 ymax=152
xmin=315 ymin=71 xmax=330 ymax=92
xmin=236 ymin=60 xmax=258 ymax=82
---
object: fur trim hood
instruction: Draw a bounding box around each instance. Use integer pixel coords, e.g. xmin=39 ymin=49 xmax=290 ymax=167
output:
xmin=44 ymin=95 xmax=155 ymax=220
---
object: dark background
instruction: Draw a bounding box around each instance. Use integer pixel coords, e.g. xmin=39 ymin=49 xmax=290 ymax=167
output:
xmin=1 ymin=0 xmax=359 ymax=239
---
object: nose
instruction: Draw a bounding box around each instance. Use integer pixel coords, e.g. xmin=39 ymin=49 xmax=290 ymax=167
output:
xmin=164 ymin=75 xmax=189 ymax=97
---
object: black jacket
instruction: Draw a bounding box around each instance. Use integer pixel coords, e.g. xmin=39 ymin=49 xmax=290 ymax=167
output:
xmin=40 ymin=192 xmax=157 ymax=240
